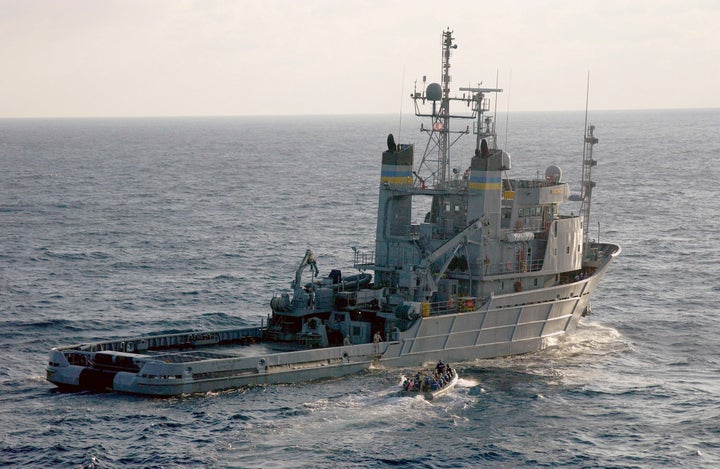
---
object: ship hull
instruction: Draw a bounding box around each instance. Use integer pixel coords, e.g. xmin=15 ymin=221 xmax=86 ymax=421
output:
xmin=46 ymin=243 xmax=619 ymax=396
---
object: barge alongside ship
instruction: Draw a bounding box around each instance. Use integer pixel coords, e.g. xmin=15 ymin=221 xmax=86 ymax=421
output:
xmin=46 ymin=30 xmax=620 ymax=395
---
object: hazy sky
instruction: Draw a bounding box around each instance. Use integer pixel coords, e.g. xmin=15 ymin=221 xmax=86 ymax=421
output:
xmin=1 ymin=0 xmax=718 ymax=118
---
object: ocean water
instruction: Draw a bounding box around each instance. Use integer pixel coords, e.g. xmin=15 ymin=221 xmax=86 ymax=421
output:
xmin=1 ymin=109 xmax=719 ymax=468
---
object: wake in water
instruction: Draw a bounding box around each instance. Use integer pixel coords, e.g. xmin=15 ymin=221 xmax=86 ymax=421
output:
xmin=461 ymin=321 xmax=634 ymax=396
xmin=214 ymin=373 xmax=486 ymax=467
xmin=479 ymin=320 xmax=632 ymax=366
xmin=542 ymin=320 xmax=634 ymax=359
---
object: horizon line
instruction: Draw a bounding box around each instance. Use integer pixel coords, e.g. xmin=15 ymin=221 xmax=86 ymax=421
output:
xmin=1 ymin=106 xmax=717 ymax=120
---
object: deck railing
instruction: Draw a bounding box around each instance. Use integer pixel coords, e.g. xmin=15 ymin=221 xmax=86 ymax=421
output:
xmin=353 ymin=249 xmax=375 ymax=269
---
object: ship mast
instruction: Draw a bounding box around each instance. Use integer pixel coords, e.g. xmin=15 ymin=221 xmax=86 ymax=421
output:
xmin=580 ymin=124 xmax=598 ymax=255
xmin=578 ymin=69 xmax=596 ymax=256
xmin=412 ymin=29 xmax=502 ymax=189
xmin=438 ymin=30 xmax=452 ymax=186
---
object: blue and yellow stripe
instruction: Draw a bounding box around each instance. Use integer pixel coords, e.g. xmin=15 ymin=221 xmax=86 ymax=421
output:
xmin=380 ymin=167 xmax=413 ymax=185
xmin=468 ymin=174 xmax=502 ymax=191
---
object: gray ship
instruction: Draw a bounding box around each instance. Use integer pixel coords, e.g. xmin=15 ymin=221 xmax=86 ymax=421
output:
xmin=46 ymin=30 xmax=620 ymax=395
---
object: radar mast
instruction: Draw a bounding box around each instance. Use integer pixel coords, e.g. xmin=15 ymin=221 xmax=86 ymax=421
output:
xmin=580 ymin=124 xmax=598 ymax=256
xmin=411 ymin=29 xmax=502 ymax=189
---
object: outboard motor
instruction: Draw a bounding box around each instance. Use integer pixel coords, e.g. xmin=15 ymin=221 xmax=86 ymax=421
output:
xmin=329 ymin=269 xmax=342 ymax=284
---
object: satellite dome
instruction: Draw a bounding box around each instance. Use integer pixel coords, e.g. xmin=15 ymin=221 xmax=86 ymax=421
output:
xmin=426 ymin=83 xmax=442 ymax=101
xmin=545 ymin=165 xmax=562 ymax=184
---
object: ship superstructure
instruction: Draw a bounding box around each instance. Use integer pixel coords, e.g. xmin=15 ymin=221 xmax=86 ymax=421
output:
xmin=46 ymin=30 xmax=619 ymax=395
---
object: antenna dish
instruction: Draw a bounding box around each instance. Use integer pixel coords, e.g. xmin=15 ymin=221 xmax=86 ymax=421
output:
xmin=545 ymin=165 xmax=562 ymax=184
xmin=426 ymin=83 xmax=442 ymax=101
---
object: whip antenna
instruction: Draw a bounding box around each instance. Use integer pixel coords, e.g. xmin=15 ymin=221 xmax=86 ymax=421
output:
xmin=494 ymin=69 xmax=499 ymax=132
xmin=582 ymin=70 xmax=590 ymax=161
xmin=398 ymin=65 xmax=406 ymax=141
xmin=504 ymin=70 xmax=512 ymax=151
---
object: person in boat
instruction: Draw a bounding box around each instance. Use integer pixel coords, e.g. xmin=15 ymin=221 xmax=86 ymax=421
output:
xmin=436 ymin=360 xmax=445 ymax=374
xmin=403 ymin=377 xmax=415 ymax=391
xmin=423 ymin=375 xmax=433 ymax=391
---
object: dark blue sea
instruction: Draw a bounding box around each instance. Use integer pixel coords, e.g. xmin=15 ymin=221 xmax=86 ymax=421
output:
xmin=1 ymin=109 xmax=719 ymax=468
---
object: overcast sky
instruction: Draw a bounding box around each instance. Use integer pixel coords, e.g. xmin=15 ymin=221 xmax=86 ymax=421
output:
xmin=1 ymin=0 xmax=717 ymax=118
